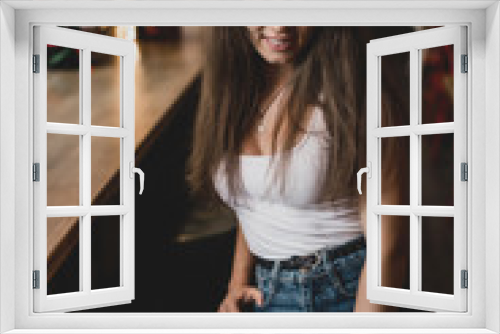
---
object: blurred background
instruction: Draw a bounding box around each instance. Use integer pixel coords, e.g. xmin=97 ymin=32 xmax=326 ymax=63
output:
xmin=45 ymin=26 xmax=454 ymax=312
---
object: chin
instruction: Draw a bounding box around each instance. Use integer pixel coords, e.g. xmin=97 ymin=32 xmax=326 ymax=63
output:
xmin=266 ymin=55 xmax=293 ymax=65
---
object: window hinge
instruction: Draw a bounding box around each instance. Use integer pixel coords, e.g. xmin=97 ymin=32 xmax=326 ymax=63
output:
xmin=461 ymin=162 xmax=468 ymax=181
xmin=33 ymin=54 xmax=40 ymax=73
xmin=33 ymin=163 xmax=40 ymax=182
xmin=461 ymin=54 xmax=468 ymax=73
xmin=33 ymin=270 xmax=40 ymax=289
xmin=461 ymin=270 xmax=468 ymax=289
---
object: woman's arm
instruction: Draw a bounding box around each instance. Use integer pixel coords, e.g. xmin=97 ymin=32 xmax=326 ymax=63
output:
xmin=354 ymin=191 xmax=407 ymax=312
xmin=218 ymin=223 xmax=263 ymax=312
xmin=227 ymin=224 xmax=255 ymax=291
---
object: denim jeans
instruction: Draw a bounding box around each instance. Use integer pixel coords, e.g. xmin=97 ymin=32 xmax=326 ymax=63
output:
xmin=253 ymin=238 xmax=366 ymax=312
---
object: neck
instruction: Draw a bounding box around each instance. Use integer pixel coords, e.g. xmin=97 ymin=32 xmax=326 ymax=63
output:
xmin=264 ymin=63 xmax=294 ymax=90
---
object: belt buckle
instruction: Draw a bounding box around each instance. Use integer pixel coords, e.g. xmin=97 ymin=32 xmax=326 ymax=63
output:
xmin=300 ymin=251 xmax=322 ymax=272
xmin=312 ymin=250 xmax=322 ymax=268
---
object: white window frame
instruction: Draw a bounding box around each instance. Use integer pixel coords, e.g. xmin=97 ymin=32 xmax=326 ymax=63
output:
xmin=0 ymin=1 xmax=498 ymax=333
xmin=365 ymin=26 xmax=468 ymax=312
xmin=32 ymin=25 xmax=136 ymax=313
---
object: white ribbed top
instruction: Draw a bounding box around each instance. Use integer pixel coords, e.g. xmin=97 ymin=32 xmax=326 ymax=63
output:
xmin=213 ymin=106 xmax=364 ymax=260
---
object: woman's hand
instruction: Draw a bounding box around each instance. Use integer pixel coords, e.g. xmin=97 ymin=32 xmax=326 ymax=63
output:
xmin=218 ymin=285 xmax=263 ymax=312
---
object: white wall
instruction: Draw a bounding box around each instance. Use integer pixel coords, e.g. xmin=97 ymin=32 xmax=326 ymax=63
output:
xmin=486 ymin=2 xmax=500 ymax=333
xmin=0 ymin=2 xmax=16 ymax=334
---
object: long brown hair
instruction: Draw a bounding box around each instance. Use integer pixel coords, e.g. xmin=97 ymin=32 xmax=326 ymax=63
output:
xmin=186 ymin=26 xmax=410 ymax=215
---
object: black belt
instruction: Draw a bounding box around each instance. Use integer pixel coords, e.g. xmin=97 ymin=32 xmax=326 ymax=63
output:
xmin=254 ymin=235 xmax=366 ymax=270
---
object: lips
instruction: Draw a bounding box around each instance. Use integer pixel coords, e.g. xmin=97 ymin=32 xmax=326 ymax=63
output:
xmin=265 ymin=36 xmax=293 ymax=52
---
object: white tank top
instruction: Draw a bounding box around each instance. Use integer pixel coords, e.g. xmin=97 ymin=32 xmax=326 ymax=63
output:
xmin=213 ymin=106 xmax=364 ymax=260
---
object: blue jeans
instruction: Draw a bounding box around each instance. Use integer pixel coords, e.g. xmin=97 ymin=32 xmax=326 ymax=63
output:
xmin=253 ymin=239 xmax=366 ymax=312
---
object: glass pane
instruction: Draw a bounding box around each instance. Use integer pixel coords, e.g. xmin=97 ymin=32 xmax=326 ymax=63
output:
xmin=381 ymin=136 xmax=410 ymax=205
xmin=421 ymin=134 xmax=454 ymax=206
xmin=47 ymin=45 xmax=80 ymax=124
xmin=91 ymin=137 xmax=121 ymax=205
xmin=47 ymin=217 xmax=80 ymax=295
xmin=380 ymin=215 xmax=410 ymax=289
xmin=381 ymin=51 xmax=410 ymax=127
xmin=421 ymin=216 xmax=454 ymax=294
xmin=91 ymin=216 xmax=121 ymax=290
xmin=47 ymin=134 xmax=80 ymax=206
xmin=421 ymin=45 xmax=454 ymax=124
xmin=91 ymin=52 xmax=121 ymax=127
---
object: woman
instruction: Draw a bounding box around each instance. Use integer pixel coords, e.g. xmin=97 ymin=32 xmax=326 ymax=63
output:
xmin=187 ymin=26 xmax=410 ymax=312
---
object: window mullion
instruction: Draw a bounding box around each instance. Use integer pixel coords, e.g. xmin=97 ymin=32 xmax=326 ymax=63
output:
xmin=372 ymin=122 xmax=454 ymax=138
xmin=78 ymin=47 xmax=85 ymax=293
xmin=417 ymin=47 xmax=423 ymax=294
xmin=82 ymin=47 xmax=92 ymax=294
xmin=409 ymin=48 xmax=419 ymax=295
xmin=373 ymin=205 xmax=454 ymax=216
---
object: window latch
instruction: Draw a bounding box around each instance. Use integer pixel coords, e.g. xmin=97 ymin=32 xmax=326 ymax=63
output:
xmin=357 ymin=161 xmax=372 ymax=195
xmin=129 ymin=162 xmax=145 ymax=195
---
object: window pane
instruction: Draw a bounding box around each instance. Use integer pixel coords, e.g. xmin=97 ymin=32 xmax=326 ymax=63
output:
xmin=91 ymin=136 xmax=121 ymax=205
xmin=91 ymin=215 xmax=121 ymax=290
xmin=421 ymin=45 xmax=454 ymax=124
xmin=421 ymin=134 xmax=454 ymax=206
xmin=47 ymin=217 xmax=80 ymax=295
xmin=47 ymin=45 xmax=80 ymax=124
xmin=380 ymin=215 xmax=410 ymax=290
xmin=421 ymin=216 xmax=454 ymax=294
xmin=91 ymin=52 xmax=121 ymax=127
xmin=381 ymin=136 xmax=409 ymax=205
xmin=47 ymin=134 xmax=80 ymax=206
xmin=381 ymin=52 xmax=410 ymax=127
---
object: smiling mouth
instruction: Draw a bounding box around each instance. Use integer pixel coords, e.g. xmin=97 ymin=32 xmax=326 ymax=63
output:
xmin=265 ymin=37 xmax=293 ymax=51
